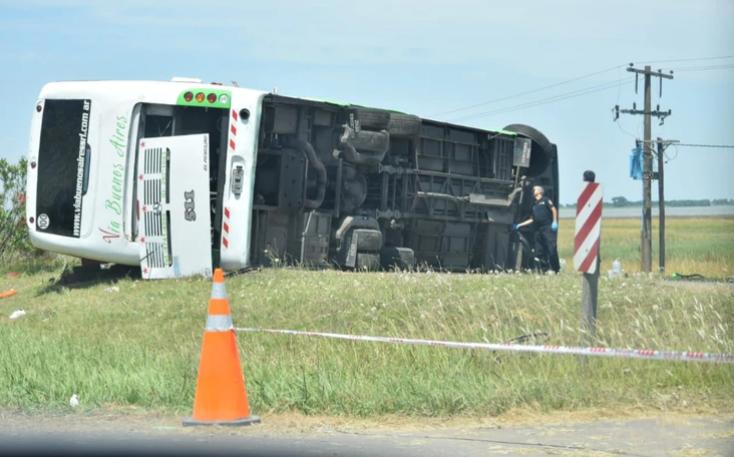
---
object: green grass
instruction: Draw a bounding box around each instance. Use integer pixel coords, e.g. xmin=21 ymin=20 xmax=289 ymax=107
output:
xmin=558 ymin=217 xmax=734 ymax=277
xmin=0 ymin=218 xmax=732 ymax=418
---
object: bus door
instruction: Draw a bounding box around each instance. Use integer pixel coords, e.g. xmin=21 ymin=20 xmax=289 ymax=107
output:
xmin=136 ymin=134 xmax=212 ymax=279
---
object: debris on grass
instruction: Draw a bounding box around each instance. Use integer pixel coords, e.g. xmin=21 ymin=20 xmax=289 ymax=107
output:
xmin=0 ymin=288 xmax=17 ymax=299
xmin=9 ymin=309 xmax=26 ymax=320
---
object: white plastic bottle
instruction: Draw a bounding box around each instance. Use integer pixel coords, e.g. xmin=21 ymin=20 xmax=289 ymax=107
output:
xmin=611 ymin=259 xmax=622 ymax=278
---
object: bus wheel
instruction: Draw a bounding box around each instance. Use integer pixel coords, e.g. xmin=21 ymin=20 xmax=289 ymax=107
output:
xmin=503 ymin=124 xmax=552 ymax=153
xmin=503 ymin=123 xmax=554 ymax=178
xmin=356 ymin=252 xmax=380 ymax=271
xmin=387 ymin=113 xmax=421 ymax=137
xmin=352 ymin=107 xmax=390 ymax=130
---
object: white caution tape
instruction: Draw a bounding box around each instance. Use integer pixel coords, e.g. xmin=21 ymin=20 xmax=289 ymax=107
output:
xmin=235 ymin=327 xmax=734 ymax=364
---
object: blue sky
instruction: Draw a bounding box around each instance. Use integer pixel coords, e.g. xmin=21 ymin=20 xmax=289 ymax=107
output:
xmin=1 ymin=0 xmax=732 ymax=203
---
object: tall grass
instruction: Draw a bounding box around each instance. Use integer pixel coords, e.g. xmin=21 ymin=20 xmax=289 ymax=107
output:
xmin=1 ymin=264 xmax=732 ymax=417
xmin=0 ymin=218 xmax=732 ymax=417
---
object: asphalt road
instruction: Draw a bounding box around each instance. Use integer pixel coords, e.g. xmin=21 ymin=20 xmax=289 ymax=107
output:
xmin=1 ymin=411 xmax=732 ymax=457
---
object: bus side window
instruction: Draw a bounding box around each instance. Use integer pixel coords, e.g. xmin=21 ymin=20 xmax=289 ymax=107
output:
xmin=144 ymin=115 xmax=173 ymax=138
xmin=142 ymin=104 xmax=175 ymax=138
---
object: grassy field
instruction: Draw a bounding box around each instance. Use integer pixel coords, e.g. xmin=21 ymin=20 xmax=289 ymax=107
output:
xmin=558 ymin=217 xmax=734 ymax=278
xmin=0 ymin=217 xmax=732 ymax=418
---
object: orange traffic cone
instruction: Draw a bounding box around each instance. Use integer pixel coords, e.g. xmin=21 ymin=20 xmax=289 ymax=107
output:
xmin=183 ymin=268 xmax=260 ymax=426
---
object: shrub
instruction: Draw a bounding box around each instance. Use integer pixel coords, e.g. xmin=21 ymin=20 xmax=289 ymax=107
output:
xmin=0 ymin=158 xmax=35 ymax=265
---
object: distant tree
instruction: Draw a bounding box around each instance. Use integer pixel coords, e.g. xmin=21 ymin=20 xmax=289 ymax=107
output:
xmin=666 ymin=199 xmax=711 ymax=207
xmin=611 ymin=196 xmax=629 ymax=207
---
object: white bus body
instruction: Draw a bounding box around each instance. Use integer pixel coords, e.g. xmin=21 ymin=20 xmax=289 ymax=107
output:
xmin=27 ymin=79 xmax=560 ymax=278
xmin=26 ymin=81 xmax=265 ymax=278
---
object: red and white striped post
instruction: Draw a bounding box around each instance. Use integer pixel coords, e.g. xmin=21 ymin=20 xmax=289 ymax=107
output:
xmin=574 ymin=181 xmax=603 ymax=342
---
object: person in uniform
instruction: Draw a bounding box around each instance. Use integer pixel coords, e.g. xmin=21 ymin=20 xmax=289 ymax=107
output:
xmin=513 ymin=185 xmax=560 ymax=273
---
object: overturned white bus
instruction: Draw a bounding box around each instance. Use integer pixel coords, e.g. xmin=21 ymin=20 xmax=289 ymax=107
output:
xmin=26 ymin=79 xmax=558 ymax=279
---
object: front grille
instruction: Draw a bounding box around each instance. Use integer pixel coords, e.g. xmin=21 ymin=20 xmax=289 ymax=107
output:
xmin=139 ymin=145 xmax=171 ymax=272
xmin=144 ymin=209 xmax=163 ymax=236
xmin=144 ymin=241 xmax=166 ymax=268
xmin=144 ymin=147 xmax=163 ymax=174
xmin=144 ymin=179 xmax=161 ymax=205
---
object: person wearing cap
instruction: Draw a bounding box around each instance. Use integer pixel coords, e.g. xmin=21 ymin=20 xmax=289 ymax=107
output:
xmin=513 ymin=185 xmax=560 ymax=273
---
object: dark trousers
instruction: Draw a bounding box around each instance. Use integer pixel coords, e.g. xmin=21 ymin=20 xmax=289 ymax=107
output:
xmin=534 ymin=224 xmax=560 ymax=273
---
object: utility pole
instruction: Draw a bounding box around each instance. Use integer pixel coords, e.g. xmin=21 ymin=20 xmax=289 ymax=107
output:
xmin=657 ymin=138 xmax=665 ymax=273
xmin=613 ymin=64 xmax=673 ymax=272
xmin=655 ymin=138 xmax=679 ymax=273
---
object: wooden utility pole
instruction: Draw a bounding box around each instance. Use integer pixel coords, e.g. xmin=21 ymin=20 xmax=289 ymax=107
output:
xmin=655 ymin=138 xmax=678 ymax=273
xmin=642 ymin=68 xmax=653 ymax=273
xmin=657 ymin=138 xmax=665 ymax=273
xmin=613 ymin=65 xmax=673 ymax=272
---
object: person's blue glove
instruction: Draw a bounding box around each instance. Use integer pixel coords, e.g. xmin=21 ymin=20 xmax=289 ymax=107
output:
xmin=551 ymin=221 xmax=558 ymax=232
xmin=512 ymin=224 xmax=519 ymax=231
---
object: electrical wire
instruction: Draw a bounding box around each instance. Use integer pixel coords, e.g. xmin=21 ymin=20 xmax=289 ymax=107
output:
xmin=614 ymin=64 xmax=643 ymax=139
xmin=614 ymin=118 xmax=639 ymax=139
xmin=674 ymin=143 xmax=734 ymax=149
xmin=673 ymin=64 xmax=734 ymax=72
xmin=431 ymin=64 xmax=625 ymax=117
xmin=615 ymin=65 xmax=625 ymax=104
xmin=430 ymin=56 xmax=731 ymax=121
xmin=633 ymin=55 xmax=734 ymax=65
xmin=453 ymin=79 xmax=633 ymax=121
xmin=665 ymin=145 xmax=679 ymax=162
xmin=450 ymin=78 xmax=634 ymax=122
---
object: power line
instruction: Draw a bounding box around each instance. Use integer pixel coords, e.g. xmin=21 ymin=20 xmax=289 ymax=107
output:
xmin=634 ymin=55 xmax=734 ymax=65
xmin=675 ymin=143 xmax=734 ymax=149
xmin=433 ymin=56 xmax=733 ymax=119
xmin=672 ymin=64 xmax=734 ymax=72
xmin=450 ymin=78 xmax=633 ymax=122
xmin=432 ymin=64 xmax=625 ymax=117
xmin=452 ymin=78 xmax=633 ymax=121
xmin=614 ymin=117 xmax=639 ymax=139
xmin=613 ymin=67 xmax=639 ymax=138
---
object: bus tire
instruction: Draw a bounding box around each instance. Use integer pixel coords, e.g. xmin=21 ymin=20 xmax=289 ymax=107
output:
xmin=352 ymin=229 xmax=383 ymax=252
xmin=387 ymin=113 xmax=421 ymax=137
xmin=380 ymin=246 xmax=415 ymax=269
xmin=350 ymin=130 xmax=390 ymax=153
xmin=356 ymin=252 xmax=380 ymax=271
xmin=503 ymin=124 xmax=552 ymax=154
xmin=353 ymin=107 xmax=390 ymax=130
xmin=503 ymin=123 xmax=554 ymax=178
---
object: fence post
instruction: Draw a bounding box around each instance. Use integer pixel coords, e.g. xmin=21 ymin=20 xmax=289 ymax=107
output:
xmin=581 ymin=258 xmax=600 ymax=344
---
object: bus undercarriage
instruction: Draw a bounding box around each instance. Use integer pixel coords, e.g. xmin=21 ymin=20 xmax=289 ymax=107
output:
xmin=248 ymin=95 xmax=558 ymax=271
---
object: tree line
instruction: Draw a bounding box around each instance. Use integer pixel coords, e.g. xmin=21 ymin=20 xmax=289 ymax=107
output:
xmin=563 ymin=196 xmax=734 ymax=208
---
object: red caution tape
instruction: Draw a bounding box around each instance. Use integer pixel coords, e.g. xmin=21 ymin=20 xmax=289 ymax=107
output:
xmin=235 ymin=327 xmax=734 ymax=364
